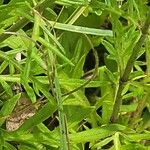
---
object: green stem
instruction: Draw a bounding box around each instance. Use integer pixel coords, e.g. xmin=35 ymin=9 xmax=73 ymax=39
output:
xmin=45 ymin=35 xmax=69 ymax=149
xmin=111 ymin=82 xmax=124 ymax=122
xmin=54 ymin=67 xmax=70 ymax=150
xmin=146 ymin=35 xmax=150 ymax=76
xmin=122 ymin=13 xmax=150 ymax=81
xmin=111 ymin=9 xmax=150 ymax=122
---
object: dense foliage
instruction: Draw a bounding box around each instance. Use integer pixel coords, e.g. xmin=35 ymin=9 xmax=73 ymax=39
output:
xmin=0 ymin=0 xmax=150 ymax=149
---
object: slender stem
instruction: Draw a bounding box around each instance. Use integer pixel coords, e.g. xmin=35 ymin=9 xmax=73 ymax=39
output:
xmin=46 ymin=46 xmax=69 ymax=149
xmin=54 ymin=73 xmax=70 ymax=150
xmin=122 ymin=9 xmax=150 ymax=81
xmin=111 ymin=9 xmax=150 ymax=122
xmin=111 ymin=82 xmax=124 ymax=122
xmin=146 ymin=35 xmax=150 ymax=76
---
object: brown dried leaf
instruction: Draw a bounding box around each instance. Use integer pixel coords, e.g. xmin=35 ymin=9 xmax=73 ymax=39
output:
xmin=6 ymin=97 xmax=36 ymax=131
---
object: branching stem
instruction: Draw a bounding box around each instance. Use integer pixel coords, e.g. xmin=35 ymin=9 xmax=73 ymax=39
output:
xmin=111 ymin=9 xmax=150 ymax=122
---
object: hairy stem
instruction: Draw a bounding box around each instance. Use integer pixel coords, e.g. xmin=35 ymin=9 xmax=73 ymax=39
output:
xmin=111 ymin=9 xmax=150 ymax=122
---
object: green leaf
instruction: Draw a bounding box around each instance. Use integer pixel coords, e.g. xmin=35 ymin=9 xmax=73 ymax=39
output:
xmin=0 ymin=129 xmax=4 ymax=149
xmin=31 ymin=48 xmax=47 ymax=70
xmin=120 ymin=104 xmax=137 ymax=113
xmin=73 ymin=38 xmax=83 ymax=64
xmin=4 ymin=142 xmax=17 ymax=150
xmin=0 ymin=93 xmax=21 ymax=126
xmin=33 ymin=78 xmax=55 ymax=105
xmin=92 ymin=137 xmax=113 ymax=149
xmin=127 ymin=133 xmax=150 ymax=142
xmin=102 ymin=40 xmax=116 ymax=56
xmin=70 ymin=124 xmax=128 ymax=143
xmin=113 ymin=132 xmax=121 ymax=150
xmin=55 ymin=0 xmax=89 ymax=6
xmin=17 ymin=102 xmax=57 ymax=132
xmin=121 ymin=143 xmax=148 ymax=150
xmin=46 ymin=21 xmax=113 ymax=36
xmin=64 ymin=105 xmax=95 ymax=127
xmin=0 ymin=50 xmax=21 ymax=70
xmin=37 ymin=37 xmax=74 ymax=66
xmin=40 ymin=22 xmax=66 ymax=54
xmin=0 ymin=60 xmax=8 ymax=74
xmin=72 ymin=54 xmax=85 ymax=78
xmin=98 ymin=67 xmax=115 ymax=124
xmin=0 ymin=80 xmax=13 ymax=97
xmin=21 ymin=82 xmax=36 ymax=103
